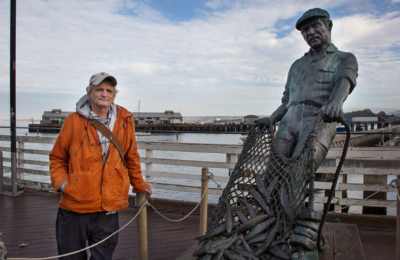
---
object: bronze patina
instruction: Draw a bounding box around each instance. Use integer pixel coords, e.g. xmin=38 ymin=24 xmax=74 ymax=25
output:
xmin=194 ymin=8 xmax=358 ymax=260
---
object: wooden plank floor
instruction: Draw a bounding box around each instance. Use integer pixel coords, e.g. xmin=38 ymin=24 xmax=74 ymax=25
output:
xmin=0 ymin=188 xmax=199 ymax=260
xmin=0 ymin=188 xmax=397 ymax=260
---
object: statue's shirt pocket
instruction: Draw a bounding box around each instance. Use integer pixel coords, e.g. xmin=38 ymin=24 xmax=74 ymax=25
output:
xmin=315 ymin=66 xmax=334 ymax=84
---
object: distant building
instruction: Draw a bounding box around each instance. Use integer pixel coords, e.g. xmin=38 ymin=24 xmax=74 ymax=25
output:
xmin=132 ymin=110 xmax=183 ymax=125
xmin=41 ymin=109 xmax=72 ymax=124
xmin=243 ymin=115 xmax=259 ymax=125
xmin=214 ymin=118 xmax=242 ymax=125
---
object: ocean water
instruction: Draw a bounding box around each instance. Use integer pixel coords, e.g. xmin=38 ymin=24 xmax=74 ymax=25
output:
xmin=0 ymin=122 xmax=396 ymax=215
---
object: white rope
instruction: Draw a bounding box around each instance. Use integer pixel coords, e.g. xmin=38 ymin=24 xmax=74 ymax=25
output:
xmin=7 ymin=172 xmax=222 ymax=258
xmin=147 ymin=172 xmax=221 ymax=222
xmin=8 ymin=198 xmax=148 ymax=260
xmin=147 ymin=189 xmax=207 ymax=222
xmin=328 ymin=179 xmax=400 ymax=213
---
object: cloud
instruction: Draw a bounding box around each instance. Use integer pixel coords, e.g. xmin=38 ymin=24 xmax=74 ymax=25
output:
xmin=0 ymin=0 xmax=399 ymax=119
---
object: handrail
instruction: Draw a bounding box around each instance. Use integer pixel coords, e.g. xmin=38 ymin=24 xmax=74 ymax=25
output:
xmin=0 ymin=134 xmax=400 ymax=211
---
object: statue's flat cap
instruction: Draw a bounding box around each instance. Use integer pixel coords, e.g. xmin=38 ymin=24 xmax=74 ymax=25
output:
xmin=296 ymin=8 xmax=330 ymax=30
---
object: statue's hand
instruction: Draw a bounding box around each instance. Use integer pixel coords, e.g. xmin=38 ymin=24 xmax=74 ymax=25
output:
xmin=254 ymin=117 xmax=269 ymax=126
xmin=254 ymin=117 xmax=275 ymax=130
xmin=322 ymin=100 xmax=343 ymax=123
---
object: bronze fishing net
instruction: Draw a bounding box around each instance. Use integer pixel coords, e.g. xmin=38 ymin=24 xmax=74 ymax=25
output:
xmin=196 ymin=116 xmax=321 ymax=259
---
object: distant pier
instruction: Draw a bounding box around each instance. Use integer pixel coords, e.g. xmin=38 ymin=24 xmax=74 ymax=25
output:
xmin=135 ymin=123 xmax=252 ymax=134
xmin=28 ymin=123 xmax=253 ymax=134
xmin=28 ymin=121 xmax=400 ymax=134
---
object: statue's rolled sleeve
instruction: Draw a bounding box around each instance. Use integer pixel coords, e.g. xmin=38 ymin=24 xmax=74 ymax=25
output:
xmin=333 ymin=53 xmax=358 ymax=94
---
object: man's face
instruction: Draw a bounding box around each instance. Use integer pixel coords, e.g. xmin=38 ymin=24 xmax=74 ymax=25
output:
xmin=301 ymin=18 xmax=330 ymax=49
xmin=88 ymin=81 xmax=116 ymax=110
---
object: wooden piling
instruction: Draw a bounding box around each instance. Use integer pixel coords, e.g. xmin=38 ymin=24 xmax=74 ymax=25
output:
xmin=199 ymin=167 xmax=209 ymax=236
xmin=136 ymin=192 xmax=148 ymax=260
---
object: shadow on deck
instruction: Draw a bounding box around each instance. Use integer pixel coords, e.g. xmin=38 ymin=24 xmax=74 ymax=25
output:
xmin=0 ymin=188 xmax=396 ymax=260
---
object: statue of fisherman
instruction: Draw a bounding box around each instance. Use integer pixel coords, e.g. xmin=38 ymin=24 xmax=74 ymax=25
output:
xmin=257 ymin=8 xmax=358 ymax=251
xmin=258 ymin=8 xmax=358 ymax=170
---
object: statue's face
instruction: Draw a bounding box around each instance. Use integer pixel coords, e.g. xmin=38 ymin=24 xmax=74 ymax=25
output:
xmin=300 ymin=18 xmax=330 ymax=49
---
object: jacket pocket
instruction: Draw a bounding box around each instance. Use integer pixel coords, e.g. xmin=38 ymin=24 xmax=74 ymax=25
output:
xmin=315 ymin=66 xmax=334 ymax=84
xmin=115 ymin=167 xmax=130 ymax=200
xmin=63 ymin=171 xmax=96 ymax=203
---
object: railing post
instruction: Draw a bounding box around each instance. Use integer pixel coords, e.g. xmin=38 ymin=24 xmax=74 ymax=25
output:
xmin=226 ymin=153 xmax=238 ymax=176
xmin=199 ymin=167 xmax=209 ymax=236
xmin=334 ymin=157 xmax=343 ymax=212
xmin=145 ymin=149 xmax=153 ymax=182
xmin=136 ymin=191 xmax=148 ymax=260
xmin=0 ymin=151 xmax=3 ymax=193
xmin=397 ymin=175 xmax=400 ymax=260
xmin=17 ymin=140 xmax=24 ymax=179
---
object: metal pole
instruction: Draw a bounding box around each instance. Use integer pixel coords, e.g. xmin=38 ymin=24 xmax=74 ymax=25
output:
xmin=10 ymin=0 xmax=18 ymax=196
xmin=199 ymin=167 xmax=209 ymax=236
xmin=396 ymin=175 xmax=400 ymax=260
xmin=0 ymin=152 xmax=3 ymax=193
xmin=136 ymin=192 xmax=148 ymax=260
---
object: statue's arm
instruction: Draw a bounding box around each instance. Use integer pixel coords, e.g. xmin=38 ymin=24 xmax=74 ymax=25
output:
xmin=322 ymin=78 xmax=351 ymax=123
xmin=323 ymin=53 xmax=358 ymax=123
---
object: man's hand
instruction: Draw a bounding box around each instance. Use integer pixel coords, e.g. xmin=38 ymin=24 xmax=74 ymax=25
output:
xmin=322 ymin=100 xmax=343 ymax=123
xmin=145 ymin=187 xmax=152 ymax=198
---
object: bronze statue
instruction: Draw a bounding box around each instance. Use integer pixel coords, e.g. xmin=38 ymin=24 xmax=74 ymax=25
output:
xmin=258 ymin=8 xmax=358 ymax=169
xmin=193 ymin=8 xmax=358 ymax=259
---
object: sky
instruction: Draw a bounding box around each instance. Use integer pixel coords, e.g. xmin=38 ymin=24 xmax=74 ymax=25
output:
xmin=0 ymin=0 xmax=399 ymax=119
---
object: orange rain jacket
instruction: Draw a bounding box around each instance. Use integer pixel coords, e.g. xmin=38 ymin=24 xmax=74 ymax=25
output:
xmin=49 ymin=106 xmax=149 ymax=213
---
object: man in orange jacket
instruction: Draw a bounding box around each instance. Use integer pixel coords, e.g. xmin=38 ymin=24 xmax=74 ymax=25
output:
xmin=50 ymin=72 xmax=152 ymax=259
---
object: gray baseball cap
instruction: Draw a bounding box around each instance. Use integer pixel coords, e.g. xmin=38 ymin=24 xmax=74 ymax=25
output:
xmin=296 ymin=8 xmax=330 ymax=30
xmin=88 ymin=72 xmax=117 ymax=87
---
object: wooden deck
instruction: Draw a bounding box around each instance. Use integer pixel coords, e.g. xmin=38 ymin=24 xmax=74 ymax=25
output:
xmin=0 ymin=188 xmax=397 ymax=260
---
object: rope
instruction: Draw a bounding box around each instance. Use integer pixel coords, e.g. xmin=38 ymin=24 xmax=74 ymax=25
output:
xmin=328 ymin=180 xmax=398 ymax=213
xmin=8 ymin=198 xmax=148 ymax=260
xmin=147 ymin=172 xmax=222 ymax=222
xmin=6 ymin=172 xmax=221 ymax=259
xmin=317 ymin=117 xmax=351 ymax=251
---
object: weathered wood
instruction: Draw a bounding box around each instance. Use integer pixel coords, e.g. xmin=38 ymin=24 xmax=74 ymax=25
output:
xmin=397 ymin=175 xmax=400 ymax=260
xmin=3 ymin=166 xmax=49 ymax=176
xmin=312 ymin=197 xmax=396 ymax=208
xmin=318 ymin=222 xmax=334 ymax=260
xmin=327 ymin=147 xmax=400 ymax=158
xmin=199 ymin=167 xmax=209 ymax=236
xmin=333 ymin=223 xmax=366 ymax=260
xmin=1 ymin=134 xmax=399 ymax=217
xmin=147 ymin=182 xmax=221 ymax=195
xmin=141 ymin=157 xmax=236 ymax=169
xmin=363 ymin=175 xmax=387 ymax=215
xmin=325 ymin=212 xmax=395 ymax=228
xmin=138 ymin=142 xmax=243 ymax=154
xmin=143 ymin=170 xmax=229 ymax=183
xmin=145 ymin=149 xmax=153 ymax=182
xmin=136 ymin=192 xmax=148 ymax=260
xmin=17 ymin=141 xmax=25 ymax=179
xmin=128 ymin=195 xmax=216 ymax=214
xmin=0 ymin=151 xmax=3 ymax=193
xmin=318 ymin=166 xmax=400 ymax=175
xmin=3 ymin=177 xmax=53 ymax=191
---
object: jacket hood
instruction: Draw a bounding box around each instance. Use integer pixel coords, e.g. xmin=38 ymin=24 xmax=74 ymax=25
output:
xmin=76 ymin=95 xmax=118 ymax=119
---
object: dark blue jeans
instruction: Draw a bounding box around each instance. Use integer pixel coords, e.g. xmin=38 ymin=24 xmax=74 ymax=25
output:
xmin=56 ymin=208 xmax=119 ymax=260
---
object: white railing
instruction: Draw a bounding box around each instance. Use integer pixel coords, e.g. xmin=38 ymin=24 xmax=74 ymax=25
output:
xmin=0 ymin=135 xmax=400 ymax=213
